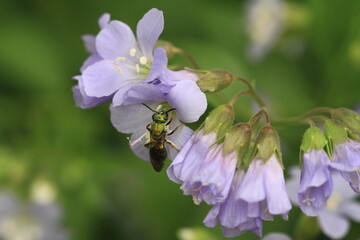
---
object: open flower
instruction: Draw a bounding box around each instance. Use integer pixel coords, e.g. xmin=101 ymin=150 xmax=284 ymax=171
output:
xmin=167 ymin=105 xmax=236 ymax=205
xmin=203 ymin=170 xmax=262 ymax=238
xmin=81 ymin=8 xmax=169 ymax=106
xmin=287 ymin=167 xmax=360 ymax=240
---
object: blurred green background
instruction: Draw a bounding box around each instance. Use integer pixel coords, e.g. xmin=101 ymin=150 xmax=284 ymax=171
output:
xmin=0 ymin=0 xmax=360 ymax=239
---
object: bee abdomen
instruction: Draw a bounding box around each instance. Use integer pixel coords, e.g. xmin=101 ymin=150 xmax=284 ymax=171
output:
xmin=149 ymin=146 xmax=167 ymax=172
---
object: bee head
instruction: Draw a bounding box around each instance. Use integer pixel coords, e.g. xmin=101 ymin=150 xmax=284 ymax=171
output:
xmin=142 ymin=103 xmax=176 ymax=124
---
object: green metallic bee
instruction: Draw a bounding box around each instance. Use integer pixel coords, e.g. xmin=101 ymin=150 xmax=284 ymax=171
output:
xmin=142 ymin=103 xmax=183 ymax=172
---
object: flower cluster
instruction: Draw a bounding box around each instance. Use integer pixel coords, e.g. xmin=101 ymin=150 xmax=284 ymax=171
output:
xmin=296 ymin=110 xmax=360 ymax=217
xmin=168 ymin=105 xmax=291 ymax=237
xmin=72 ymin=7 xmax=360 ymax=240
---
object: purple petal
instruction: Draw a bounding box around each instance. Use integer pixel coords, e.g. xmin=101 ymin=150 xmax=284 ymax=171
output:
xmin=318 ymin=210 xmax=349 ymax=239
xmin=112 ymin=83 xmax=135 ymax=106
xmin=98 ymin=13 xmax=110 ymax=29
xmin=82 ymin=34 xmax=96 ymax=53
xmin=96 ymin=20 xmax=137 ymax=60
xmin=121 ymin=83 xmax=165 ymax=105
xmin=166 ymin=117 xmax=194 ymax=160
xmin=203 ymin=205 xmax=221 ymax=228
xmin=110 ymin=103 xmax=154 ymax=134
xmin=237 ymin=159 xmax=266 ymax=203
xmin=263 ymin=233 xmax=292 ymax=240
xmin=332 ymin=172 xmax=357 ymax=200
xmin=80 ymin=53 xmax=102 ymax=73
xmin=143 ymin=47 xmax=168 ymax=83
xmin=340 ymin=170 xmax=360 ymax=193
xmin=136 ymin=8 xmax=164 ymax=58
xmin=221 ymin=218 xmax=262 ymax=238
xmin=167 ymin=80 xmax=207 ymax=123
xmin=330 ymin=140 xmax=360 ymax=172
xmin=339 ymin=200 xmax=360 ymax=222
xmin=82 ymin=60 xmax=129 ymax=97
xmin=129 ymin=129 xmax=151 ymax=162
xmin=264 ymin=155 xmax=292 ymax=215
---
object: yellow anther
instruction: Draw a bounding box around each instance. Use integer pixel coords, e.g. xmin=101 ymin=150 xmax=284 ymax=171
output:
xmin=115 ymin=66 xmax=123 ymax=75
xmin=130 ymin=48 xmax=137 ymax=57
xmin=116 ymin=57 xmax=126 ymax=61
xmin=139 ymin=56 xmax=148 ymax=65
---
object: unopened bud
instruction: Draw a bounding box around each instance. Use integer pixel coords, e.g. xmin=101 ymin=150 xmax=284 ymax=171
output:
xmin=186 ymin=68 xmax=235 ymax=93
xmin=202 ymin=104 xmax=235 ymax=140
xmin=222 ymin=123 xmax=252 ymax=162
xmin=332 ymin=108 xmax=360 ymax=135
xmin=254 ymin=125 xmax=282 ymax=165
xmin=300 ymin=127 xmax=327 ymax=153
xmin=324 ymin=120 xmax=348 ymax=146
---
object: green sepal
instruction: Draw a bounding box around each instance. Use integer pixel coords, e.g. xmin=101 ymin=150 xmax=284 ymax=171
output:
xmin=186 ymin=68 xmax=234 ymax=93
xmin=253 ymin=125 xmax=283 ymax=167
xmin=324 ymin=120 xmax=348 ymax=151
xmin=222 ymin=123 xmax=252 ymax=166
xmin=332 ymin=108 xmax=360 ymax=135
xmin=300 ymin=127 xmax=327 ymax=153
xmin=202 ymin=104 xmax=235 ymax=141
xmin=241 ymin=141 xmax=257 ymax=170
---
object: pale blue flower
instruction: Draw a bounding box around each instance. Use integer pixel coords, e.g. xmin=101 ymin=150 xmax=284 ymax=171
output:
xmin=287 ymin=167 xmax=360 ymax=239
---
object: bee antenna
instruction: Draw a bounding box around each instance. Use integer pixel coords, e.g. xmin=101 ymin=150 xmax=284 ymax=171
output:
xmin=142 ymin=103 xmax=158 ymax=113
xmin=166 ymin=108 xmax=176 ymax=113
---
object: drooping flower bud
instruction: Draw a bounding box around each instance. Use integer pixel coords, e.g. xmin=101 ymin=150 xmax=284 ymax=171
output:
xmin=298 ymin=127 xmax=333 ymax=216
xmin=254 ymin=125 xmax=282 ymax=165
xmin=185 ymin=68 xmax=235 ymax=93
xmin=202 ymin=104 xmax=235 ymax=139
xmin=332 ymin=108 xmax=360 ymax=136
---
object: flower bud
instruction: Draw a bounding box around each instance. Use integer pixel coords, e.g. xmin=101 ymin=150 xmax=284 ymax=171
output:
xmin=254 ymin=125 xmax=282 ymax=165
xmin=332 ymin=108 xmax=360 ymax=135
xmin=222 ymin=123 xmax=252 ymax=165
xmin=186 ymin=68 xmax=235 ymax=93
xmin=324 ymin=120 xmax=348 ymax=146
xmin=155 ymin=40 xmax=181 ymax=58
xmin=202 ymin=104 xmax=235 ymax=140
xmin=300 ymin=127 xmax=327 ymax=153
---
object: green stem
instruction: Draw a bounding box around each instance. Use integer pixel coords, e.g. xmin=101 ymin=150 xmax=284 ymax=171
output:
xmin=228 ymin=90 xmax=251 ymax=107
xmin=234 ymin=77 xmax=266 ymax=108
xmin=248 ymin=109 xmax=271 ymax=125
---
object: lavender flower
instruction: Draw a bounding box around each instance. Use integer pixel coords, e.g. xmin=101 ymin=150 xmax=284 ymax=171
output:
xmin=203 ymin=170 xmax=262 ymax=237
xmin=81 ymin=8 xmax=169 ymax=106
xmin=237 ymin=154 xmax=292 ymax=220
xmin=287 ymin=167 xmax=360 ymax=239
xmin=340 ymin=170 xmax=360 ymax=193
xmin=72 ymin=13 xmax=112 ymax=108
xmin=330 ymin=139 xmax=360 ymax=172
xmin=167 ymin=105 xmax=236 ymax=205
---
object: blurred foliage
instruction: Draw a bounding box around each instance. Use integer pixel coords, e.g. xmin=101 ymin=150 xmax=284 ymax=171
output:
xmin=0 ymin=0 xmax=359 ymax=239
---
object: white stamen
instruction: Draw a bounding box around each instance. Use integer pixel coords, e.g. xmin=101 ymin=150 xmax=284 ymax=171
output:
xmin=136 ymin=64 xmax=140 ymax=73
xmin=130 ymin=48 xmax=137 ymax=56
xmin=139 ymin=56 xmax=148 ymax=65
xmin=116 ymin=57 xmax=126 ymax=61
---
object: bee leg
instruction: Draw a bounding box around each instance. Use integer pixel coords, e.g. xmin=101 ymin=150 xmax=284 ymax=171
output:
xmin=168 ymin=124 xmax=184 ymax=136
xmin=146 ymin=123 xmax=152 ymax=132
xmin=165 ymin=140 xmax=180 ymax=152
xmin=166 ymin=117 xmax=172 ymax=126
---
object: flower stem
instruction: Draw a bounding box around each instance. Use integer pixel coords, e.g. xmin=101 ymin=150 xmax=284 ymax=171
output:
xmin=228 ymin=90 xmax=251 ymax=107
xmin=248 ymin=109 xmax=271 ymax=125
xmin=234 ymin=77 xmax=266 ymax=108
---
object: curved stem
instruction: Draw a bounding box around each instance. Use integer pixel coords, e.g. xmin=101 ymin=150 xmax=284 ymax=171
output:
xmin=234 ymin=77 xmax=266 ymax=108
xmin=179 ymin=50 xmax=200 ymax=69
xmin=228 ymin=90 xmax=251 ymax=107
xmin=273 ymin=107 xmax=334 ymax=124
xmin=248 ymin=109 xmax=271 ymax=125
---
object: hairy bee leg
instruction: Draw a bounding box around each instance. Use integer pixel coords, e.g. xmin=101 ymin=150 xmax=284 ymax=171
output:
xmin=166 ymin=117 xmax=172 ymax=126
xmin=168 ymin=124 xmax=184 ymax=136
xmin=165 ymin=140 xmax=180 ymax=151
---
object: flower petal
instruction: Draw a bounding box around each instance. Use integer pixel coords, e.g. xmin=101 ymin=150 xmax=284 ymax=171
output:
xmin=130 ymin=129 xmax=151 ymax=162
xmin=167 ymin=80 xmax=207 ymax=123
xmin=286 ymin=167 xmax=301 ymax=206
xmin=166 ymin=117 xmax=194 ymax=160
xmin=98 ymin=13 xmax=110 ymax=29
xmin=82 ymin=60 xmax=129 ymax=97
xmin=136 ymin=8 xmax=164 ymax=58
xmin=264 ymin=155 xmax=292 ymax=215
xmin=121 ymin=83 xmax=165 ymax=105
xmin=143 ymin=47 xmax=168 ymax=83
xmin=330 ymin=140 xmax=360 ymax=172
xmin=203 ymin=205 xmax=221 ymax=228
xmin=96 ymin=20 xmax=137 ymax=60
xmin=82 ymin=34 xmax=96 ymax=53
xmin=237 ymin=159 xmax=266 ymax=203
xmin=110 ymin=103 xmax=154 ymax=134
xmin=263 ymin=233 xmax=292 ymax=240
xmin=80 ymin=53 xmax=102 ymax=73
xmin=339 ymin=200 xmax=360 ymax=222
xmin=318 ymin=210 xmax=349 ymax=239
